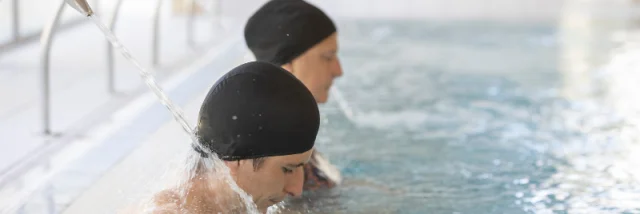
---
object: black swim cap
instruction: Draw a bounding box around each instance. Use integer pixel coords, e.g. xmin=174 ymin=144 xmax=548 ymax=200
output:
xmin=196 ymin=61 xmax=319 ymax=161
xmin=244 ymin=0 xmax=337 ymax=66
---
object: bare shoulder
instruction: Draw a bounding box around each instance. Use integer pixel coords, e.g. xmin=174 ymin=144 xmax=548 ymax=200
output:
xmin=147 ymin=187 xmax=228 ymax=214
xmin=114 ymin=190 xmax=181 ymax=214
xmin=148 ymin=189 xmax=182 ymax=214
xmin=153 ymin=189 xmax=181 ymax=205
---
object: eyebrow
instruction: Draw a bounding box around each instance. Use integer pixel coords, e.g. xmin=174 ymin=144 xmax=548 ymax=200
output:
xmin=323 ymin=49 xmax=337 ymax=55
xmin=285 ymin=163 xmax=305 ymax=168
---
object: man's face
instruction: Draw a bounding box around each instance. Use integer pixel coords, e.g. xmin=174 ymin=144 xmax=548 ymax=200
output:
xmin=229 ymin=149 xmax=314 ymax=213
xmin=283 ymin=33 xmax=343 ymax=103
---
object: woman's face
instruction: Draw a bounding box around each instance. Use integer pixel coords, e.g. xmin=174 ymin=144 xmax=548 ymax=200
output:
xmin=283 ymin=33 xmax=343 ymax=103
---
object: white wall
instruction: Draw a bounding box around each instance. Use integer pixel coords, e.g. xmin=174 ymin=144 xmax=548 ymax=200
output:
xmin=0 ymin=0 xmax=99 ymax=44
xmin=307 ymin=0 xmax=564 ymax=22
xmin=214 ymin=0 xmax=564 ymax=22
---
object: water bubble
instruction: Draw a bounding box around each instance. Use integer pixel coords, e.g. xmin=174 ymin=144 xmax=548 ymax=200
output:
xmin=286 ymin=33 xmax=290 ymax=37
xmin=258 ymin=126 xmax=263 ymax=130
xmin=493 ymin=159 xmax=502 ymax=166
xmin=322 ymin=117 xmax=330 ymax=125
xmin=237 ymin=134 xmax=241 ymax=138
xmin=516 ymin=192 xmax=524 ymax=198
xmin=534 ymin=202 xmax=547 ymax=210
xmin=513 ymin=178 xmax=530 ymax=185
xmin=460 ymin=169 xmax=472 ymax=178
xmin=488 ymin=86 xmax=499 ymax=96
xmin=478 ymin=173 xmax=493 ymax=179
xmin=232 ymin=115 xmax=238 ymax=120
xmin=555 ymin=192 xmax=570 ymax=201
xmin=552 ymin=204 xmax=566 ymax=211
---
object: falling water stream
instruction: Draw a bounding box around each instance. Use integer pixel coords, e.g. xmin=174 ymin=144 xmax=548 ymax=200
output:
xmin=60 ymin=1 xmax=261 ymax=211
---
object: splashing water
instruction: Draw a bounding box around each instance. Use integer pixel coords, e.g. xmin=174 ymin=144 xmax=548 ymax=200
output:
xmin=331 ymin=86 xmax=432 ymax=130
xmin=88 ymin=15 xmax=259 ymax=213
xmin=330 ymin=86 xmax=358 ymax=122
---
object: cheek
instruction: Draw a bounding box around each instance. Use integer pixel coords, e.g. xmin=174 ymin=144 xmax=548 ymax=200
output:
xmin=312 ymin=62 xmax=334 ymax=86
xmin=325 ymin=59 xmax=341 ymax=81
xmin=296 ymin=64 xmax=326 ymax=87
xmin=254 ymin=169 xmax=286 ymax=194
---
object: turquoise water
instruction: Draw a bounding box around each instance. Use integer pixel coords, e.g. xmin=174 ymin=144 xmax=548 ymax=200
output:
xmin=279 ymin=20 xmax=640 ymax=213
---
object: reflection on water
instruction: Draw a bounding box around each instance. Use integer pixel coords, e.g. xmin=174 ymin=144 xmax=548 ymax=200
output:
xmin=274 ymin=1 xmax=640 ymax=213
xmin=530 ymin=1 xmax=640 ymax=212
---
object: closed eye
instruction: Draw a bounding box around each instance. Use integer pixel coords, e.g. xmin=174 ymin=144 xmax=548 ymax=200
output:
xmin=282 ymin=162 xmax=305 ymax=174
xmin=282 ymin=167 xmax=294 ymax=174
xmin=322 ymin=54 xmax=335 ymax=61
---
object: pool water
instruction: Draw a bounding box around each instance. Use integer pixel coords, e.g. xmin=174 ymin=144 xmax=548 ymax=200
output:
xmin=276 ymin=19 xmax=640 ymax=214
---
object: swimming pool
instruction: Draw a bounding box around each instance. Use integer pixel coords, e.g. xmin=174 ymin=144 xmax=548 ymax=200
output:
xmin=275 ymin=19 xmax=640 ymax=214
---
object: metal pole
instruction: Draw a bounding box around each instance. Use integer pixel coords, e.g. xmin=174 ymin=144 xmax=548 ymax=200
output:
xmin=40 ymin=0 xmax=67 ymax=135
xmin=12 ymin=0 xmax=20 ymax=41
xmin=64 ymin=0 xmax=94 ymax=16
xmin=187 ymin=0 xmax=196 ymax=49
xmin=107 ymin=0 xmax=125 ymax=94
xmin=214 ymin=0 xmax=221 ymax=22
xmin=215 ymin=0 xmax=222 ymax=27
xmin=211 ymin=0 xmax=223 ymax=38
xmin=152 ymin=0 xmax=163 ymax=66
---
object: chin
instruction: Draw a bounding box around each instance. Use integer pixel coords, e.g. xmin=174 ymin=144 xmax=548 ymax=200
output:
xmin=313 ymin=88 xmax=330 ymax=103
xmin=316 ymin=93 xmax=329 ymax=103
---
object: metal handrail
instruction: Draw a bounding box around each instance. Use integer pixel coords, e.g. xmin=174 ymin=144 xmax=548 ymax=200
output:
xmin=187 ymin=0 xmax=222 ymax=49
xmin=187 ymin=0 xmax=196 ymax=49
xmin=65 ymin=0 xmax=94 ymax=16
xmin=0 ymin=0 xmax=90 ymax=56
xmin=12 ymin=0 xmax=19 ymax=41
xmin=152 ymin=0 xmax=164 ymax=65
xmin=40 ymin=0 xmax=68 ymax=135
xmin=106 ymin=0 xmax=126 ymax=94
xmin=40 ymin=0 xmax=212 ymax=134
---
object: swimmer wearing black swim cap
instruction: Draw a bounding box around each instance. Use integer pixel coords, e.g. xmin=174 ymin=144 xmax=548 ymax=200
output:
xmin=152 ymin=61 xmax=320 ymax=214
xmin=245 ymin=0 xmax=344 ymax=191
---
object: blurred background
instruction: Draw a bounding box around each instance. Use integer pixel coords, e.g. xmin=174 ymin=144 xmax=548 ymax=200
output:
xmin=1 ymin=0 xmax=640 ymax=213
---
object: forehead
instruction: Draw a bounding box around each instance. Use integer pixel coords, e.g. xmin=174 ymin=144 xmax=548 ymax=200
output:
xmin=267 ymin=150 xmax=314 ymax=164
xmin=313 ymin=33 xmax=338 ymax=52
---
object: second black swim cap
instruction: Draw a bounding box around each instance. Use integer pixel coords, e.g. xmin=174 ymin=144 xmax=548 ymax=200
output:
xmin=196 ymin=61 xmax=319 ymax=161
xmin=244 ymin=0 xmax=337 ymax=66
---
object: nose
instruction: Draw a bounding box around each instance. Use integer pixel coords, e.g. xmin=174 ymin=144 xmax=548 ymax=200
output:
xmin=283 ymin=167 xmax=305 ymax=197
xmin=333 ymin=59 xmax=343 ymax=78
